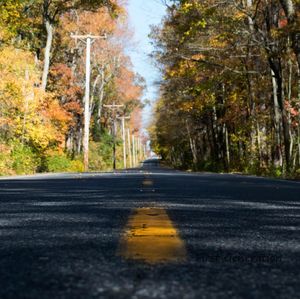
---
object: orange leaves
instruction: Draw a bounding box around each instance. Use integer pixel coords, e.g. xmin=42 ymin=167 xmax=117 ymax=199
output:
xmin=77 ymin=8 xmax=117 ymax=35
xmin=63 ymin=101 xmax=82 ymax=115
xmin=49 ymin=63 xmax=83 ymax=119
xmin=50 ymin=64 xmax=82 ymax=102
xmin=191 ymin=54 xmax=205 ymax=61
xmin=0 ymin=46 xmax=72 ymax=151
xmin=129 ymin=106 xmax=142 ymax=134
xmin=115 ymin=67 xmax=143 ymax=103
xmin=285 ymin=100 xmax=299 ymax=128
xmin=40 ymin=97 xmax=71 ymax=127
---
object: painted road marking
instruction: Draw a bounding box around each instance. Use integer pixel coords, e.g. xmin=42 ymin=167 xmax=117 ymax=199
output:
xmin=142 ymin=179 xmax=153 ymax=186
xmin=117 ymin=207 xmax=186 ymax=264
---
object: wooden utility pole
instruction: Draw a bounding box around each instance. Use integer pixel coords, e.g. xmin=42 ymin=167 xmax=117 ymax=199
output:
xmin=138 ymin=137 xmax=143 ymax=162
xmin=144 ymin=144 xmax=147 ymax=159
xmin=131 ymin=135 xmax=135 ymax=167
xmin=127 ymin=129 xmax=133 ymax=168
xmin=117 ymin=115 xmax=130 ymax=169
xmin=132 ymin=135 xmax=136 ymax=167
xmin=71 ymin=34 xmax=107 ymax=171
xmin=104 ymin=102 xmax=124 ymax=170
xmin=137 ymin=137 xmax=140 ymax=164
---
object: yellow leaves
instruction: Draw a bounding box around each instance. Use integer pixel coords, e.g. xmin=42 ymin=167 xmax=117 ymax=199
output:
xmin=195 ymin=19 xmax=207 ymax=29
xmin=0 ymin=46 xmax=69 ymax=151
xmin=233 ymin=11 xmax=246 ymax=21
xmin=180 ymin=19 xmax=207 ymax=44
xmin=166 ymin=68 xmax=177 ymax=78
xmin=178 ymin=97 xmax=205 ymax=113
xmin=181 ymin=1 xmax=202 ymax=14
xmin=166 ymin=60 xmax=198 ymax=79
xmin=229 ymin=91 xmax=239 ymax=103
xmin=179 ymin=102 xmax=194 ymax=112
xmin=181 ymin=2 xmax=193 ymax=13
xmin=0 ymin=0 xmax=30 ymax=39
xmin=183 ymin=20 xmax=206 ymax=36
xmin=0 ymin=1 xmax=22 ymax=18
xmin=209 ymin=36 xmax=228 ymax=48
xmin=26 ymin=122 xmax=56 ymax=149
xmin=0 ymin=27 xmax=6 ymax=40
xmin=0 ymin=47 xmax=36 ymax=79
xmin=14 ymin=96 xmax=67 ymax=150
xmin=270 ymin=28 xmax=280 ymax=39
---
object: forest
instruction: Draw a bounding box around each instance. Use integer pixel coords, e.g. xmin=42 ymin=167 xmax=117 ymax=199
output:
xmin=0 ymin=0 xmax=145 ymax=175
xmin=150 ymin=0 xmax=300 ymax=178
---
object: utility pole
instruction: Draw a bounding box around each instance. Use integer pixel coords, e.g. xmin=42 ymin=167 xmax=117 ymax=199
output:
xmin=117 ymin=115 xmax=130 ymax=169
xmin=71 ymin=34 xmax=106 ymax=172
xmin=104 ymin=102 xmax=124 ymax=170
xmin=137 ymin=137 xmax=140 ymax=164
xmin=138 ymin=137 xmax=142 ymax=162
xmin=132 ymin=135 xmax=138 ymax=167
xmin=127 ymin=129 xmax=133 ymax=168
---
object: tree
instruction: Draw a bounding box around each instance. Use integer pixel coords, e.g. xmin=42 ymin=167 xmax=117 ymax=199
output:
xmin=150 ymin=0 xmax=300 ymax=176
xmin=0 ymin=47 xmax=70 ymax=151
xmin=0 ymin=0 xmax=146 ymax=174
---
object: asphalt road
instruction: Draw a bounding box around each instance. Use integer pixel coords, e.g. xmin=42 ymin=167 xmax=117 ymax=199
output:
xmin=1 ymin=159 xmax=300 ymax=299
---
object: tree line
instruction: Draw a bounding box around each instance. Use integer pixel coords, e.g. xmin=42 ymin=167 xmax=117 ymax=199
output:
xmin=0 ymin=0 xmax=145 ymax=175
xmin=150 ymin=0 xmax=300 ymax=177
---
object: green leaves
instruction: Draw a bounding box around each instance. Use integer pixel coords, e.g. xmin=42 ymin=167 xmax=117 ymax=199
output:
xmin=150 ymin=0 xmax=300 ymax=176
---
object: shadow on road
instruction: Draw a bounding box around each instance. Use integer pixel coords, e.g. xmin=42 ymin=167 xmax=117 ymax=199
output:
xmin=0 ymin=161 xmax=300 ymax=298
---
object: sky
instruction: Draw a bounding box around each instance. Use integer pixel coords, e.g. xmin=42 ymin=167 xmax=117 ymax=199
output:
xmin=126 ymin=0 xmax=167 ymax=128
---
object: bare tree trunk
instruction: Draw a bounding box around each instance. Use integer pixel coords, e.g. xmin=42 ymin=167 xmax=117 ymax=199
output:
xmin=97 ymin=86 xmax=105 ymax=124
xmin=224 ymin=124 xmax=230 ymax=169
xmin=77 ymin=127 xmax=83 ymax=155
xmin=279 ymin=0 xmax=300 ymax=101
xmin=66 ymin=131 xmax=74 ymax=153
xmin=41 ymin=19 xmax=53 ymax=91
xmin=272 ymin=62 xmax=291 ymax=171
xmin=97 ymin=70 xmax=106 ymax=125
xmin=287 ymin=55 xmax=295 ymax=165
xmin=185 ymin=120 xmax=197 ymax=165
xmin=89 ymin=74 xmax=101 ymax=121
xmin=271 ymin=69 xmax=283 ymax=168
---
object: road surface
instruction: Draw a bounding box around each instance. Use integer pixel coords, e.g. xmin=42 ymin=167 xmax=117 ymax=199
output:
xmin=0 ymin=159 xmax=300 ymax=298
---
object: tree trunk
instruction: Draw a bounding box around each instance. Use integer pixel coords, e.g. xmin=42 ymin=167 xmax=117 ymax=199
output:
xmin=97 ymin=70 xmax=106 ymax=125
xmin=41 ymin=18 xmax=53 ymax=91
xmin=271 ymin=68 xmax=283 ymax=167
xmin=185 ymin=120 xmax=197 ymax=166
xmin=269 ymin=55 xmax=291 ymax=171
xmin=77 ymin=127 xmax=83 ymax=155
xmin=89 ymin=74 xmax=100 ymax=121
xmin=279 ymin=0 xmax=300 ymax=100
xmin=224 ymin=123 xmax=230 ymax=169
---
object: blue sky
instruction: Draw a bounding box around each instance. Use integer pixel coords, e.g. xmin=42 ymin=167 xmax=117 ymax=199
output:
xmin=126 ymin=0 xmax=167 ymax=127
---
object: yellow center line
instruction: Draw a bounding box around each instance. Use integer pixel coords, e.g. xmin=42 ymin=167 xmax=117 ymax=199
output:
xmin=142 ymin=179 xmax=153 ymax=186
xmin=117 ymin=207 xmax=187 ymax=264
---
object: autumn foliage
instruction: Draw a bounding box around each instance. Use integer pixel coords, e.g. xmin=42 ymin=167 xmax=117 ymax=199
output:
xmin=150 ymin=0 xmax=300 ymax=177
xmin=0 ymin=0 xmax=144 ymax=174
